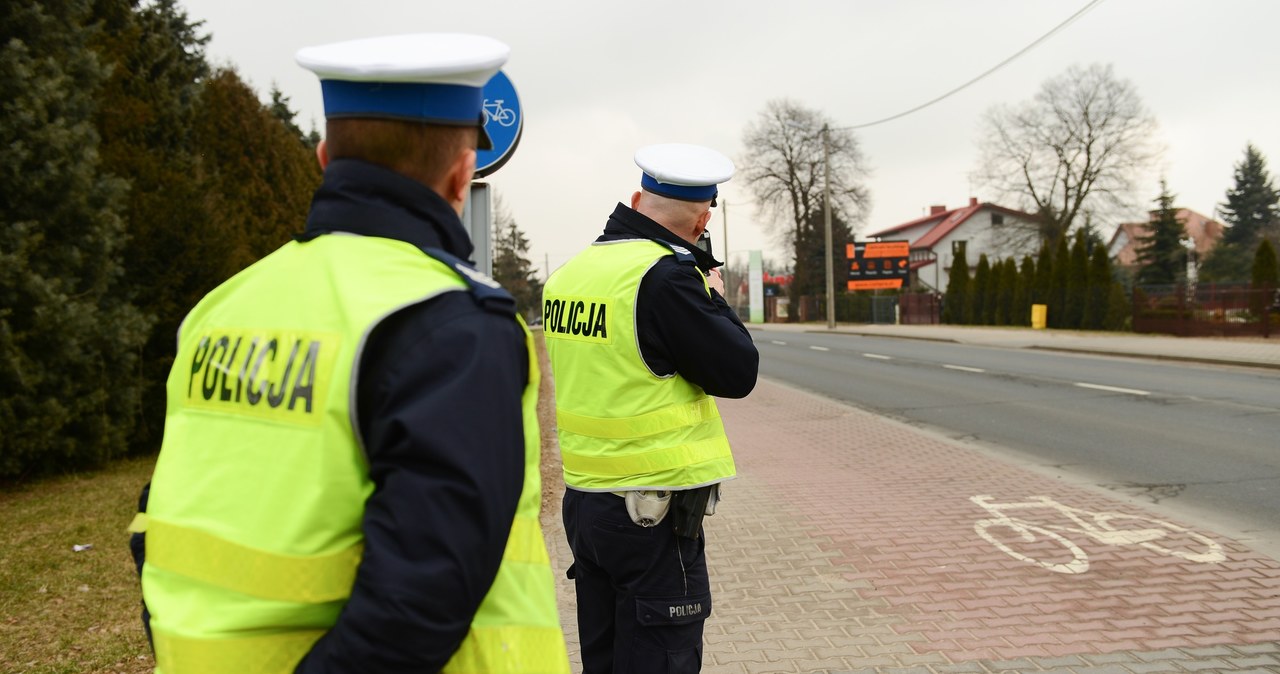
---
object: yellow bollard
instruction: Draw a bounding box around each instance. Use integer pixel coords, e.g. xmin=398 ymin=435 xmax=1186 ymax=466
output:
xmin=1031 ymin=304 xmax=1047 ymax=329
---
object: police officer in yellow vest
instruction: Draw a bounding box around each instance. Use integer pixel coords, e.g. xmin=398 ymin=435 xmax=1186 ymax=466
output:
xmin=543 ymin=144 xmax=759 ymax=673
xmin=129 ymin=34 xmax=568 ymax=673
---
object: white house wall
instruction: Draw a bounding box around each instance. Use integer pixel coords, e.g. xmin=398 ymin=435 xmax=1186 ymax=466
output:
xmin=931 ymin=210 xmax=1040 ymax=292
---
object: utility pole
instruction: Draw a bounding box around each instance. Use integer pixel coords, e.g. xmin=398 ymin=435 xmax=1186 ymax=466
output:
xmin=821 ymin=124 xmax=836 ymax=329
xmin=722 ymin=200 xmax=729 ymax=304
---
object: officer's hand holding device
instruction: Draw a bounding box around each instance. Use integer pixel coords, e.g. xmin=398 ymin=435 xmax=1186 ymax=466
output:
xmin=705 ymin=268 xmax=725 ymax=296
xmin=695 ymin=231 xmax=727 ymax=295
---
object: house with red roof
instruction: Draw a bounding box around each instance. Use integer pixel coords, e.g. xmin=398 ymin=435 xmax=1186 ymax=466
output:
xmin=1107 ymin=208 xmax=1223 ymax=275
xmin=866 ymin=198 xmax=1042 ymax=292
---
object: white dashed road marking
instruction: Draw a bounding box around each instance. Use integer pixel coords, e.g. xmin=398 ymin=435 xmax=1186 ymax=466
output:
xmin=1075 ymin=382 xmax=1150 ymax=396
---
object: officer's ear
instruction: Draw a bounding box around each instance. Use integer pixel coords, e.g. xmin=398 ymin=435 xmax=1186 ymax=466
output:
xmin=698 ymin=207 xmax=713 ymax=230
xmin=443 ymin=148 xmax=477 ymax=216
xmin=315 ymin=139 xmax=330 ymax=169
xmin=691 ymin=206 xmax=712 ymax=238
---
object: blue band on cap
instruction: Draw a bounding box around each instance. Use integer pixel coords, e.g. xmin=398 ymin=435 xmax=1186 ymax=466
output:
xmin=641 ymin=173 xmax=718 ymax=202
xmin=320 ymin=80 xmax=483 ymax=124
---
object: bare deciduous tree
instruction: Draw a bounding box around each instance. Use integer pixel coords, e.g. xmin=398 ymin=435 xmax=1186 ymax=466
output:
xmin=739 ymin=99 xmax=870 ymax=280
xmin=973 ymin=63 xmax=1160 ymax=249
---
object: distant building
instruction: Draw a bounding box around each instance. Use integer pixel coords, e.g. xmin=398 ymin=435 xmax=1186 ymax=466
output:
xmin=866 ymin=198 xmax=1041 ymax=292
xmin=1107 ymin=209 xmax=1224 ymax=277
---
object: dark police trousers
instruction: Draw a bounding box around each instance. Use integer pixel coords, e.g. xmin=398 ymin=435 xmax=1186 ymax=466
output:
xmin=563 ymin=489 xmax=711 ymax=674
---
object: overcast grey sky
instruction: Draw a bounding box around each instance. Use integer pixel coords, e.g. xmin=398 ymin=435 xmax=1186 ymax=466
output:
xmin=177 ymin=0 xmax=1280 ymax=275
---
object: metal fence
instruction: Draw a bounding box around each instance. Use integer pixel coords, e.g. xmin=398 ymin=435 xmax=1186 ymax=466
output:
xmin=757 ymin=292 xmax=941 ymax=325
xmin=1132 ymin=284 xmax=1279 ymax=338
xmin=741 ymin=285 xmax=1280 ymax=338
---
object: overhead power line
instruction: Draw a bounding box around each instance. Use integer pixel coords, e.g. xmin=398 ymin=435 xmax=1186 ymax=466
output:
xmin=846 ymin=0 xmax=1107 ymax=130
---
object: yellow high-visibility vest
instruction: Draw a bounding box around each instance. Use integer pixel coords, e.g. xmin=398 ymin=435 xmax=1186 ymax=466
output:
xmin=138 ymin=233 xmax=568 ymax=674
xmin=543 ymin=239 xmax=735 ymax=491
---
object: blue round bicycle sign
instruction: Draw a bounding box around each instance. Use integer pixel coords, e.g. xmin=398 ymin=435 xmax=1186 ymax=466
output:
xmin=475 ymin=70 xmax=521 ymax=178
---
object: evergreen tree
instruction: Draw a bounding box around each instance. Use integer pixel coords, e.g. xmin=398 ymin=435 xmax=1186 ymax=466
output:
xmin=92 ymin=0 xmax=211 ymax=449
xmin=942 ymin=245 xmax=969 ymax=324
xmin=1064 ymin=232 xmax=1089 ymax=329
xmin=193 ymin=68 xmax=321 ymax=279
xmin=0 ymin=0 xmax=151 ymax=477
xmin=1202 ymin=145 xmax=1280 ymax=283
xmin=991 ymin=258 xmax=1007 ymax=326
xmin=972 ymin=254 xmax=991 ymax=325
xmin=269 ymin=84 xmax=314 ymax=147
xmin=1220 ymin=144 xmax=1279 ymax=249
xmin=1105 ymin=282 xmax=1129 ymax=331
xmin=794 ymin=207 xmax=854 ymax=302
xmin=491 ymin=196 xmax=543 ymax=321
xmin=1252 ymin=239 xmax=1278 ymax=320
xmin=994 ymin=258 xmax=1016 ymax=326
xmin=306 ymin=119 xmax=322 ymax=149
xmin=1049 ymin=236 xmax=1069 ymax=328
xmin=1014 ymin=254 xmax=1035 ymax=326
xmin=1033 ymin=242 xmax=1053 ymax=307
xmin=983 ymin=256 xmax=1001 ymax=325
xmin=1135 ymin=181 xmax=1187 ymax=286
xmin=1083 ymin=244 xmax=1112 ymax=330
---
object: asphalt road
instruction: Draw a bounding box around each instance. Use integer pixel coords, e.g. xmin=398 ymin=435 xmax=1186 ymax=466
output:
xmin=750 ymin=326 xmax=1280 ymax=555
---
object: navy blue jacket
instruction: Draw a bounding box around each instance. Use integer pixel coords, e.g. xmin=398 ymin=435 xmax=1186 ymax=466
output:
xmin=596 ymin=203 xmax=758 ymax=399
xmin=296 ymin=160 xmax=527 ymax=673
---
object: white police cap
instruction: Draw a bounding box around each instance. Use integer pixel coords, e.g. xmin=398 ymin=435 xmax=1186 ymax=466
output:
xmin=296 ymin=33 xmax=508 ymax=149
xmin=635 ymin=143 xmax=735 ymax=205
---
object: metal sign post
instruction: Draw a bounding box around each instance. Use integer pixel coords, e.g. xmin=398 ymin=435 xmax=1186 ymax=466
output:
xmin=462 ymin=183 xmax=492 ymax=275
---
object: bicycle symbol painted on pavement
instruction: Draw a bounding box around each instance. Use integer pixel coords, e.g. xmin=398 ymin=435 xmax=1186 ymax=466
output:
xmin=970 ymin=494 xmax=1226 ymax=574
xmin=483 ymin=99 xmax=516 ymax=127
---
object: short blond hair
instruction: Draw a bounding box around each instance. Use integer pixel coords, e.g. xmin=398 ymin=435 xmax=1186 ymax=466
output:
xmin=324 ymin=118 xmax=476 ymax=191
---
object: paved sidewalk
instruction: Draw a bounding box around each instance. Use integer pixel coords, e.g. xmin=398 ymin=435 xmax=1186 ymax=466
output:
xmin=750 ymin=323 xmax=1280 ymax=370
xmin=543 ymin=378 xmax=1280 ymax=673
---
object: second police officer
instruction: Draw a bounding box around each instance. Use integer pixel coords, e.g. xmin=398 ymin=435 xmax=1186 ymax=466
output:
xmin=543 ymin=143 xmax=760 ymax=673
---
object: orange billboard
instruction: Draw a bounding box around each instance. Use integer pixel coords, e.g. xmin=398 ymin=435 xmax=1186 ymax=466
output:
xmin=846 ymin=240 xmax=910 ymax=290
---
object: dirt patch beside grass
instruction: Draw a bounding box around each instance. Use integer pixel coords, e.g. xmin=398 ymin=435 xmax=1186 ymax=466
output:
xmin=534 ymin=329 xmax=567 ymax=527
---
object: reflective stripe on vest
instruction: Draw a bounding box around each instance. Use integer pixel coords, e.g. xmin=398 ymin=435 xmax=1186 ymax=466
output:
xmin=142 ymin=514 xmax=547 ymax=605
xmin=153 ymin=627 xmax=325 ymax=674
xmin=556 ymin=396 xmax=720 ymax=439
xmin=151 ymin=625 xmax=568 ymax=674
xmin=560 ymin=437 xmax=734 ymax=479
xmin=543 ymin=239 xmax=735 ymax=490
xmin=145 ymin=518 xmax=361 ymax=603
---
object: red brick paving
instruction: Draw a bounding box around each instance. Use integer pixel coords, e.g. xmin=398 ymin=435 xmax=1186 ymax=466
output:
xmin=543 ymin=378 xmax=1280 ymax=672
xmin=711 ymin=379 xmax=1280 ymax=667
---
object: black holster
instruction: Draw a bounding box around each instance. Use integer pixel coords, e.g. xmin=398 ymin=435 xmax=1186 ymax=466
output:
xmin=670 ymin=486 xmax=714 ymax=539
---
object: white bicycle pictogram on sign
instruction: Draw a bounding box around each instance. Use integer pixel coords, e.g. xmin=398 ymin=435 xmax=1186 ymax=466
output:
xmin=482 ymin=99 xmax=516 ymax=127
xmin=970 ymin=494 xmax=1226 ymax=574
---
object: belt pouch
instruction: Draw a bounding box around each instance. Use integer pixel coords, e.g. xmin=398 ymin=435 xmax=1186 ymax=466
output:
xmin=670 ymin=486 xmax=713 ymax=539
